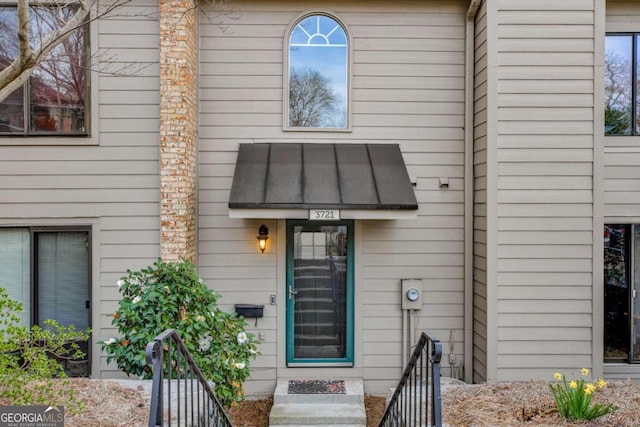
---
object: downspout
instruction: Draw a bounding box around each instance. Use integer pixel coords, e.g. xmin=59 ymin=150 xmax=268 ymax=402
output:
xmin=464 ymin=0 xmax=481 ymax=384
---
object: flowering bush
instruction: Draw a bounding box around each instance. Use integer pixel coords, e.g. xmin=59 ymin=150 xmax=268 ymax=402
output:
xmin=99 ymin=259 xmax=259 ymax=407
xmin=0 ymin=287 xmax=89 ymax=413
xmin=550 ymin=369 xmax=615 ymax=420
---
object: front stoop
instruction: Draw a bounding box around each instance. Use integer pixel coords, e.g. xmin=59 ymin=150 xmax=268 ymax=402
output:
xmin=268 ymin=380 xmax=366 ymax=426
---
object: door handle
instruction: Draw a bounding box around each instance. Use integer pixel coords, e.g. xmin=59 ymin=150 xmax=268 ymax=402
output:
xmin=288 ymin=286 xmax=298 ymax=299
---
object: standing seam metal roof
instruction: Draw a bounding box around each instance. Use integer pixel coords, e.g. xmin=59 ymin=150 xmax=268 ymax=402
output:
xmin=228 ymin=143 xmax=418 ymax=210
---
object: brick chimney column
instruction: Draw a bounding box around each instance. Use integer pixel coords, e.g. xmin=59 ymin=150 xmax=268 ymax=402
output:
xmin=159 ymin=0 xmax=198 ymax=262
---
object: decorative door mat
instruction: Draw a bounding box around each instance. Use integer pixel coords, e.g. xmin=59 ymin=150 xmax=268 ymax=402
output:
xmin=288 ymin=380 xmax=346 ymax=394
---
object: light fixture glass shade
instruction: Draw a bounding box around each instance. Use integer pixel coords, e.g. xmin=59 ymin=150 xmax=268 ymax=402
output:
xmin=257 ymin=225 xmax=269 ymax=253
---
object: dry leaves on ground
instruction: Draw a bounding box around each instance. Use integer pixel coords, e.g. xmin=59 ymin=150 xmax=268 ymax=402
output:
xmin=228 ymin=396 xmax=273 ymax=427
xmin=0 ymin=378 xmax=150 ymax=427
xmin=64 ymin=379 xmax=149 ymax=426
xmin=442 ymin=380 xmax=640 ymax=426
xmin=5 ymin=378 xmax=640 ymax=426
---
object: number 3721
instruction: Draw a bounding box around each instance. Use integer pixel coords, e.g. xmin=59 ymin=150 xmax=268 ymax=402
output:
xmin=309 ymin=209 xmax=339 ymax=220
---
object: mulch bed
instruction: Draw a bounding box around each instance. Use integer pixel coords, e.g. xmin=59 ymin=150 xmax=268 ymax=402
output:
xmin=5 ymin=378 xmax=640 ymax=426
xmin=441 ymin=380 xmax=640 ymax=426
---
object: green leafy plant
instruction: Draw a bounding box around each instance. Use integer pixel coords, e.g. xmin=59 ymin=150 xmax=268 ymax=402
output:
xmin=99 ymin=259 xmax=259 ymax=408
xmin=550 ymin=368 xmax=616 ymax=420
xmin=0 ymin=287 xmax=90 ymax=413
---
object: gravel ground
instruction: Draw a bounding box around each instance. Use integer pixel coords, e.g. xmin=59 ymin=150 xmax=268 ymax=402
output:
xmin=4 ymin=378 xmax=640 ymax=426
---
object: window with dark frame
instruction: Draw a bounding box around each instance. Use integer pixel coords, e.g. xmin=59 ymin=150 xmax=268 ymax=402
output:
xmin=0 ymin=226 xmax=91 ymax=376
xmin=0 ymin=5 xmax=89 ymax=136
xmin=605 ymin=34 xmax=640 ymax=135
xmin=0 ymin=227 xmax=91 ymax=330
xmin=604 ymin=224 xmax=640 ymax=363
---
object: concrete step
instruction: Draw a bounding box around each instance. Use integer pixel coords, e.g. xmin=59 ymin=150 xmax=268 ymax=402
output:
xmin=273 ymin=380 xmax=363 ymax=405
xmin=269 ymin=403 xmax=366 ymax=426
xmin=269 ymin=379 xmax=366 ymax=426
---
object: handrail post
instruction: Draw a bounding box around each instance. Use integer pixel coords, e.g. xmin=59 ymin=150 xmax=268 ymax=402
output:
xmin=145 ymin=340 xmax=164 ymax=427
xmin=431 ymin=339 xmax=443 ymax=426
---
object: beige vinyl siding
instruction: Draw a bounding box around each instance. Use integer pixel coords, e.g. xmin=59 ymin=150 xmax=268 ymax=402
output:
xmin=199 ymin=0 xmax=467 ymax=395
xmin=472 ymin=0 xmax=488 ymax=384
xmin=0 ymin=0 xmax=160 ymax=378
xmin=492 ymin=0 xmax=595 ymax=381
xmin=603 ymin=0 xmax=640 ymax=382
xmin=97 ymin=0 xmax=161 ymax=376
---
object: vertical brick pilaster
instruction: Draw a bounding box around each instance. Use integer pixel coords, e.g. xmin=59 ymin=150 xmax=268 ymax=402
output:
xmin=159 ymin=0 xmax=198 ymax=262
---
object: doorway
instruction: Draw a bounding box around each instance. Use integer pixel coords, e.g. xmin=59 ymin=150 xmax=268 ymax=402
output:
xmin=286 ymin=220 xmax=354 ymax=366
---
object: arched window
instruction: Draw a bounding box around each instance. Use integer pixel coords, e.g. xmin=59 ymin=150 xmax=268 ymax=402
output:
xmin=287 ymin=14 xmax=348 ymax=129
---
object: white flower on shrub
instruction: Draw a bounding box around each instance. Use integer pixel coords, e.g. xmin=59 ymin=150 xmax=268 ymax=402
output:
xmin=237 ymin=332 xmax=248 ymax=345
xmin=249 ymin=348 xmax=258 ymax=355
xmin=117 ymin=279 xmax=125 ymax=289
xmin=196 ymin=315 xmax=206 ymax=322
xmin=234 ymin=362 xmax=245 ymax=369
xmin=105 ymin=338 xmax=117 ymax=345
xmin=198 ymin=337 xmax=211 ymax=352
xmin=132 ymin=296 xmax=141 ymax=304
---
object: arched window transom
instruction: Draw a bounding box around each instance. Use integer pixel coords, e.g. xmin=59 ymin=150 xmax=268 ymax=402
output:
xmin=288 ymin=14 xmax=348 ymax=129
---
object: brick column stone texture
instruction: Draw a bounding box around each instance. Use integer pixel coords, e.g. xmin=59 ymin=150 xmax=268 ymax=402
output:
xmin=159 ymin=0 xmax=198 ymax=262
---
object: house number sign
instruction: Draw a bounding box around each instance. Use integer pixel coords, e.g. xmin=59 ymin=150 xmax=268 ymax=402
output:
xmin=309 ymin=209 xmax=340 ymax=220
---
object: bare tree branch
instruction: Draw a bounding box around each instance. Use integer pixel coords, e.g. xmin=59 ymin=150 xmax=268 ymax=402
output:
xmin=0 ymin=0 xmax=136 ymax=104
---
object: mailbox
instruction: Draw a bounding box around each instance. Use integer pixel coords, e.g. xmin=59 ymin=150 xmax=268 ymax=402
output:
xmin=235 ymin=304 xmax=264 ymax=326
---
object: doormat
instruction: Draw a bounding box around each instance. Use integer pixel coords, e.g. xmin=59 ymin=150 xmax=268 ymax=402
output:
xmin=288 ymin=380 xmax=346 ymax=394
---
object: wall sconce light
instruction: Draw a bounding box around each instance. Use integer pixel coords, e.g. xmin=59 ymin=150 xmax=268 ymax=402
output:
xmin=257 ymin=224 xmax=269 ymax=253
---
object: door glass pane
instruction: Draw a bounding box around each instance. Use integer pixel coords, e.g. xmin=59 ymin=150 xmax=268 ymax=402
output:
xmin=292 ymin=224 xmax=347 ymax=359
xmin=634 ymin=226 xmax=640 ymax=362
xmin=37 ymin=232 xmax=89 ymax=330
xmin=0 ymin=228 xmax=30 ymax=326
xmin=605 ymin=35 xmax=632 ymax=135
xmin=604 ymin=225 xmax=630 ymax=361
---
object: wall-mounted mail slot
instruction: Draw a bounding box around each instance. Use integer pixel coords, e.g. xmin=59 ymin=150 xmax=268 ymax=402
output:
xmin=235 ymin=304 xmax=264 ymax=326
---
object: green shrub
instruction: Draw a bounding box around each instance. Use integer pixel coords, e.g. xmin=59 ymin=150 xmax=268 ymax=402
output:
xmin=550 ymin=369 xmax=616 ymax=420
xmin=99 ymin=259 xmax=259 ymax=408
xmin=0 ymin=287 xmax=90 ymax=413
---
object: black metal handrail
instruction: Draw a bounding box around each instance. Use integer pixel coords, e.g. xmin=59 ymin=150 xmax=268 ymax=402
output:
xmin=145 ymin=329 xmax=232 ymax=427
xmin=378 ymin=332 xmax=443 ymax=427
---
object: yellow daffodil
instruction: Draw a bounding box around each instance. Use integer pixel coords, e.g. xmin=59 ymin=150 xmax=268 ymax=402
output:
xmin=550 ymin=370 xmax=615 ymax=420
xmin=584 ymin=383 xmax=596 ymax=395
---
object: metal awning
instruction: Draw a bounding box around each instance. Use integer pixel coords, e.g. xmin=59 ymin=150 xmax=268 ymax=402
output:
xmin=228 ymin=143 xmax=418 ymax=219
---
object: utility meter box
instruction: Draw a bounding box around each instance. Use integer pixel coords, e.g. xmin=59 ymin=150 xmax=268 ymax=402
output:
xmin=401 ymin=279 xmax=423 ymax=310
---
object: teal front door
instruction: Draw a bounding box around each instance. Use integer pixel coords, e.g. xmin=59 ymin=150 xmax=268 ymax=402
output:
xmin=286 ymin=220 xmax=354 ymax=366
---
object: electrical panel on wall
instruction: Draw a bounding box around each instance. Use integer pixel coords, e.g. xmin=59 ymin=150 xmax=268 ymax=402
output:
xmin=401 ymin=279 xmax=423 ymax=310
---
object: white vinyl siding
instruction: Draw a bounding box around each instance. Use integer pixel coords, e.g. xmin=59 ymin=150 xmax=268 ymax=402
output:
xmin=492 ymin=0 xmax=596 ymax=381
xmin=0 ymin=0 xmax=160 ymax=378
xmin=473 ymin=0 xmax=488 ymax=384
xmin=604 ymin=0 xmax=640 ymax=382
xmin=199 ymin=0 xmax=467 ymax=395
